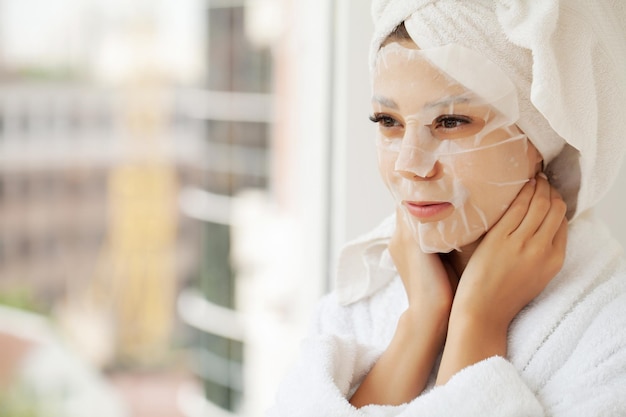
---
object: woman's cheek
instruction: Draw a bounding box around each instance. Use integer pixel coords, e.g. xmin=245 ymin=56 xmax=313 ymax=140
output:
xmin=446 ymin=140 xmax=531 ymax=184
xmin=377 ymin=150 xmax=399 ymax=189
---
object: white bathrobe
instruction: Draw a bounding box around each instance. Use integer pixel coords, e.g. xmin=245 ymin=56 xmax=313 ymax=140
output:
xmin=267 ymin=213 xmax=626 ymax=416
xmin=267 ymin=1 xmax=626 ymax=414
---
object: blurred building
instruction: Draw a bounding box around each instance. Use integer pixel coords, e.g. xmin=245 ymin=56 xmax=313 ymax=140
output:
xmin=0 ymin=0 xmax=207 ymax=409
xmin=0 ymin=0 xmax=277 ymax=415
xmin=0 ymin=0 xmax=341 ymax=416
xmin=0 ymin=80 xmax=208 ymax=359
xmin=175 ymin=2 xmax=274 ymax=413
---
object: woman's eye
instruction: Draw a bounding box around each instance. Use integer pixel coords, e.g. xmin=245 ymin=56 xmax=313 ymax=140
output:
xmin=429 ymin=114 xmax=483 ymax=139
xmin=433 ymin=115 xmax=472 ymax=130
xmin=369 ymin=114 xmax=401 ymax=128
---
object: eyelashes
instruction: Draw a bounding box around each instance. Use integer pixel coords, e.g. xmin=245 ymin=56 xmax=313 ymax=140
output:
xmin=431 ymin=115 xmax=472 ymax=130
xmin=430 ymin=115 xmax=484 ymax=139
xmin=369 ymin=113 xmax=484 ymax=140
xmin=369 ymin=113 xmax=401 ymax=128
xmin=369 ymin=113 xmax=473 ymax=130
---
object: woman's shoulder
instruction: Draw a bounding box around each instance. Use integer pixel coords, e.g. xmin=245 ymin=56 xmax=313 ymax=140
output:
xmin=536 ymin=213 xmax=626 ymax=324
xmin=560 ymin=214 xmax=625 ymax=283
xmin=509 ymin=214 xmax=626 ymax=375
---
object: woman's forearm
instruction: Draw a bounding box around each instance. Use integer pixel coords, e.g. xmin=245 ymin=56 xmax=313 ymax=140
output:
xmin=435 ymin=313 xmax=508 ymax=386
xmin=350 ymin=309 xmax=448 ymax=407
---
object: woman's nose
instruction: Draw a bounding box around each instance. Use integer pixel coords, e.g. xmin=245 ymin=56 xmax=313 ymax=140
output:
xmin=394 ymin=145 xmax=439 ymax=180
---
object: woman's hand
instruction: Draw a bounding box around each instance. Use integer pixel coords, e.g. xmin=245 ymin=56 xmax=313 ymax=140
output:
xmin=455 ymin=172 xmax=568 ymax=331
xmin=436 ymin=173 xmax=568 ymax=384
xmin=389 ymin=206 xmax=459 ymax=320
xmin=350 ymin=206 xmax=458 ymax=407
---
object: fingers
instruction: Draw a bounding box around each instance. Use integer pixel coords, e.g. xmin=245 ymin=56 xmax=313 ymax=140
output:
xmin=553 ymin=217 xmax=568 ymax=254
xmin=390 ymin=204 xmax=456 ymax=310
xmin=491 ymin=176 xmax=536 ymax=235
xmin=535 ymin=186 xmax=568 ymax=243
xmin=512 ymin=173 xmax=553 ymax=238
xmin=493 ymin=172 xmax=568 ymax=242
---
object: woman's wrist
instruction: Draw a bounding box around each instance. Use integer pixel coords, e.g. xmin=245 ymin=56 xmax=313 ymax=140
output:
xmin=436 ymin=312 xmax=508 ymax=385
xmin=402 ymin=302 xmax=451 ymax=342
xmin=448 ymin=294 xmax=513 ymax=338
xmin=350 ymin=306 xmax=450 ymax=407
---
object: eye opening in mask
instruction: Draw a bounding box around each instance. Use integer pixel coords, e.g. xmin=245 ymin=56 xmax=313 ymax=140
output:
xmin=369 ymin=113 xmax=404 ymax=131
xmin=428 ymin=114 xmax=486 ymax=140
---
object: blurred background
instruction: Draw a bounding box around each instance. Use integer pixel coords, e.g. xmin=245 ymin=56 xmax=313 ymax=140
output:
xmin=0 ymin=1 xmax=625 ymax=417
xmin=0 ymin=0 xmax=388 ymax=416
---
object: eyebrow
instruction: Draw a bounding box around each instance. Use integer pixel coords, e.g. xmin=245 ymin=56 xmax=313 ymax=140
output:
xmin=372 ymin=95 xmax=399 ymax=109
xmin=372 ymin=93 xmax=472 ymax=111
xmin=424 ymin=95 xmax=471 ymax=109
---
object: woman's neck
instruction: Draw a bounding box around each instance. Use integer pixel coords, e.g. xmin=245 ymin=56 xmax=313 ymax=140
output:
xmin=443 ymin=237 xmax=483 ymax=279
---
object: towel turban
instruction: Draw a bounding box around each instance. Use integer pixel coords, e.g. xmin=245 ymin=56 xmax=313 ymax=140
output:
xmin=370 ymin=0 xmax=626 ymax=219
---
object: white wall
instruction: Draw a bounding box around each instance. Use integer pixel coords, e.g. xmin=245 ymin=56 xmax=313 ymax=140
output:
xmin=330 ymin=0 xmax=393 ymax=261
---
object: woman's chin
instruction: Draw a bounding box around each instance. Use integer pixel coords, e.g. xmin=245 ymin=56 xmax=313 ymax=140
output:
xmin=415 ymin=224 xmax=486 ymax=254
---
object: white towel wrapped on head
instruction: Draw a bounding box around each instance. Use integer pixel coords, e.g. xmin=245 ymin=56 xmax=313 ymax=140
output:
xmin=370 ymin=0 xmax=626 ymax=220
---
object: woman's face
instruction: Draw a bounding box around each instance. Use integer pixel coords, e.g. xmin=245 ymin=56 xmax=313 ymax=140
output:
xmin=372 ymin=42 xmax=541 ymax=253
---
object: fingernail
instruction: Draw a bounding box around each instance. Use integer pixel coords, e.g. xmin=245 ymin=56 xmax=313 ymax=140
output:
xmin=538 ymin=172 xmax=548 ymax=180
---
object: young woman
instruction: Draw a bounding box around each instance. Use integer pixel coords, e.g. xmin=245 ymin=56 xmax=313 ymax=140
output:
xmin=268 ymin=1 xmax=626 ymax=415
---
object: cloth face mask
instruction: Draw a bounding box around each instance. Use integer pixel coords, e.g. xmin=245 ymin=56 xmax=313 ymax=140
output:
xmin=372 ymin=43 xmax=540 ymax=253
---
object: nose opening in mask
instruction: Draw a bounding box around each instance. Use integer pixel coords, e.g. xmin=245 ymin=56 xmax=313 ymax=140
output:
xmin=394 ymin=144 xmax=438 ymax=178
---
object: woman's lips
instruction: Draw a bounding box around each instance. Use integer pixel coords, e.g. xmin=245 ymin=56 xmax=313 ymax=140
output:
xmin=403 ymin=201 xmax=453 ymax=221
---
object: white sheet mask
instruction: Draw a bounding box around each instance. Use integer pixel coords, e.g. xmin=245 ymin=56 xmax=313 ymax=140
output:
xmin=372 ymin=43 xmax=540 ymax=253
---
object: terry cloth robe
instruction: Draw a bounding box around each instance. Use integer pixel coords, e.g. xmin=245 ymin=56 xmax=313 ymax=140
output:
xmin=266 ymin=213 xmax=626 ymax=416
